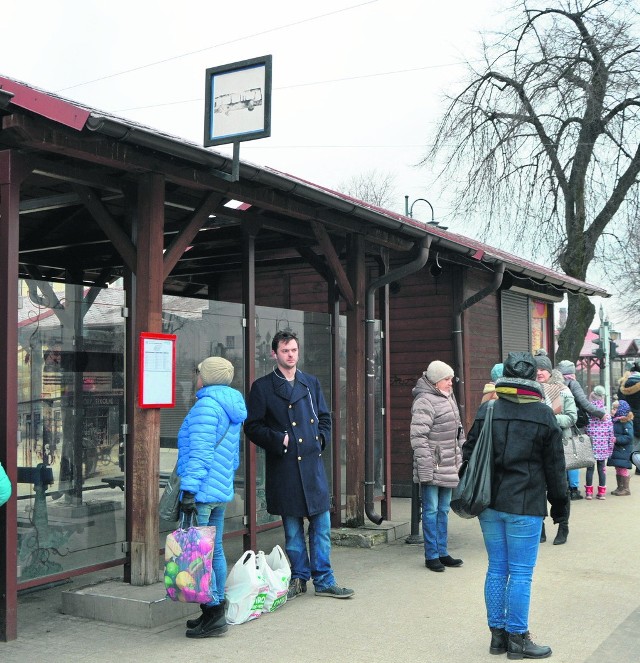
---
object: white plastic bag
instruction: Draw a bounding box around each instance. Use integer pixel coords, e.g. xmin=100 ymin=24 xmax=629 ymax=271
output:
xmin=257 ymin=545 xmax=291 ymax=612
xmin=224 ymin=550 xmax=269 ymax=625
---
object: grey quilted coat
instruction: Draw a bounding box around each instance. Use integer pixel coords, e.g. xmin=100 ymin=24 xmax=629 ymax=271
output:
xmin=410 ymin=374 xmax=465 ymax=488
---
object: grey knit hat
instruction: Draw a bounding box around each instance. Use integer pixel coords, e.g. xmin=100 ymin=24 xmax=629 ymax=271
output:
xmin=533 ymin=349 xmax=553 ymax=373
xmin=592 ymin=385 xmax=606 ymax=398
xmin=557 ymin=360 xmax=576 ymax=376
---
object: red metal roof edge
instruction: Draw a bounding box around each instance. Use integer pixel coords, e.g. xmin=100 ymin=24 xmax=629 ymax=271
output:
xmin=0 ymin=75 xmax=90 ymax=131
xmin=0 ymin=75 xmax=608 ymax=298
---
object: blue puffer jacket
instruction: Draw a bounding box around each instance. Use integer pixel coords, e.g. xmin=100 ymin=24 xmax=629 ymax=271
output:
xmin=0 ymin=461 xmax=11 ymax=506
xmin=177 ymin=384 xmax=247 ymax=503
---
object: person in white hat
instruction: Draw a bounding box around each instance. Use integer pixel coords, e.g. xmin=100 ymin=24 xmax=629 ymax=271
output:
xmin=410 ymin=360 xmax=465 ymax=572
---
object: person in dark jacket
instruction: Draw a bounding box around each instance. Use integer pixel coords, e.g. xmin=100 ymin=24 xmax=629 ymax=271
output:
xmin=177 ymin=356 xmax=247 ymax=638
xmin=608 ymin=399 xmax=634 ymax=496
xmin=557 ymin=359 xmax=607 ymax=499
xmin=617 ymin=363 xmax=640 ymax=474
xmin=463 ymin=352 xmax=568 ymax=659
xmin=244 ymin=330 xmax=353 ymax=600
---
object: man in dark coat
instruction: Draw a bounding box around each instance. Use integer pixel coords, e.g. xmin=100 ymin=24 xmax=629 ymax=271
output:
xmin=244 ymin=330 xmax=353 ymax=600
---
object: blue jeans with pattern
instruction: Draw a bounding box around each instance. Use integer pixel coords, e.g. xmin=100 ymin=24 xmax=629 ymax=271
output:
xmin=478 ymin=508 xmax=543 ymax=634
xmin=282 ymin=511 xmax=336 ymax=590
xmin=195 ymin=502 xmax=226 ymax=606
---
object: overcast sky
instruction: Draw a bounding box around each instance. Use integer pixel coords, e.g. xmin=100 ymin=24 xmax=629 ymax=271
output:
xmin=2 ymin=0 xmax=633 ymax=337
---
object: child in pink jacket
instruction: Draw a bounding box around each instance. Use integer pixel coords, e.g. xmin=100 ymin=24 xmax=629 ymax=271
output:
xmin=585 ymin=386 xmax=614 ymax=499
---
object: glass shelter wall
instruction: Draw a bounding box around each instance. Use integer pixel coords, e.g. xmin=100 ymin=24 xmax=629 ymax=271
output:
xmin=15 ymin=285 xmax=382 ymax=584
xmin=16 ymin=280 xmax=126 ymax=583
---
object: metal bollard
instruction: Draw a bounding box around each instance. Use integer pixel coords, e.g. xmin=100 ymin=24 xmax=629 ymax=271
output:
xmin=405 ymin=482 xmax=423 ymax=544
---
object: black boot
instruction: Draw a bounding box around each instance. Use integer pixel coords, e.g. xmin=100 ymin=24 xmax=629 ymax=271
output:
xmin=507 ymin=631 xmax=551 ymax=659
xmin=185 ymin=602 xmax=228 ymax=638
xmin=539 ymin=523 xmax=546 ymax=543
xmin=186 ymin=603 xmax=207 ymax=629
xmin=490 ymin=627 xmax=508 ymax=655
xmin=553 ymin=523 xmax=568 ymax=545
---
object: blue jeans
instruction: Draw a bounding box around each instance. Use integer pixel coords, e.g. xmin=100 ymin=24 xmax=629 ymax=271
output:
xmin=282 ymin=510 xmax=335 ymax=590
xmin=478 ymin=509 xmax=543 ymax=634
xmin=567 ymin=469 xmax=580 ymax=489
xmin=195 ymin=503 xmax=226 ymax=606
xmin=421 ymin=484 xmax=452 ymax=560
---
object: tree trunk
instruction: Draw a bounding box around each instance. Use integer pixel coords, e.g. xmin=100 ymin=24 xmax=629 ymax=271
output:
xmin=555 ymin=292 xmax=595 ymax=363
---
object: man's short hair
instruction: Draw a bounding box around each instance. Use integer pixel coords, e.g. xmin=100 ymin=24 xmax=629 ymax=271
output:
xmin=272 ymin=330 xmax=298 ymax=353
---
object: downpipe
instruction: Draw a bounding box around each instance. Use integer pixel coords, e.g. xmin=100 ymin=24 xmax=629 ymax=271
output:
xmin=364 ymin=235 xmax=432 ymax=525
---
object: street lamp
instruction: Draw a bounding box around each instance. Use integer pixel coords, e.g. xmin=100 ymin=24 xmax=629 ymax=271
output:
xmin=404 ymin=196 xmax=448 ymax=229
xmin=598 ymin=305 xmax=612 ymax=410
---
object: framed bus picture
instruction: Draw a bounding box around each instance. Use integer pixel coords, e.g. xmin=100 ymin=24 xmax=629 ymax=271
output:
xmin=204 ymin=55 xmax=272 ymax=147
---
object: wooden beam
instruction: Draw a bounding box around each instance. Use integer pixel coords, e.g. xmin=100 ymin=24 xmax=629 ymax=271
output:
xmin=7 ymin=116 xmax=415 ymax=251
xmin=0 ymin=150 xmax=30 ymax=642
xmin=163 ymin=191 xmax=223 ymax=280
xmin=129 ymin=172 xmax=165 ymax=585
xmin=311 ymin=220 xmax=355 ymax=308
xmin=73 ymin=184 xmax=136 ymax=273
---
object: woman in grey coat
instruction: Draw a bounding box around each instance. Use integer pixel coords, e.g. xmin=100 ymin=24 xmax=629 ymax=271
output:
xmin=410 ymin=360 xmax=465 ymax=572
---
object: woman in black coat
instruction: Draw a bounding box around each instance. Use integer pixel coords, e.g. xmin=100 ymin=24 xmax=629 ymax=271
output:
xmin=463 ymin=352 xmax=568 ymax=659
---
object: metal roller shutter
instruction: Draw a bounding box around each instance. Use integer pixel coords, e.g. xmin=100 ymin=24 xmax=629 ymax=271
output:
xmin=501 ymin=291 xmax=531 ymax=358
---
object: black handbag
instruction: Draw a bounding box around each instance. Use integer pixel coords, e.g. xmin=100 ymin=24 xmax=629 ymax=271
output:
xmin=451 ymin=400 xmax=494 ymax=519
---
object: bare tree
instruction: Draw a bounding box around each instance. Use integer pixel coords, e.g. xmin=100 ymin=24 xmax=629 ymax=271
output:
xmin=426 ymin=0 xmax=640 ymax=361
xmin=337 ymin=169 xmax=397 ymax=209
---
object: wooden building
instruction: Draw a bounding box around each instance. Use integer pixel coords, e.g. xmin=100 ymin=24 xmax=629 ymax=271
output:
xmin=0 ymin=75 xmax=607 ymax=640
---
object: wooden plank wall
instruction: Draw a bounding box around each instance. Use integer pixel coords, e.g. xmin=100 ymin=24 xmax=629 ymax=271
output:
xmin=388 ymin=265 xmax=456 ymax=497
xmin=462 ymin=271 xmax=502 ymax=425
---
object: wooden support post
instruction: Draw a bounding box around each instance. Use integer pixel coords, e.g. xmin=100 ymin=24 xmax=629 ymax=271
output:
xmin=129 ymin=173 xmax=165 ymax=584
xmin=345 ymin=234 xmax=366 ymax=526
xmin=0 ymin=150 xmax=29 ymax=642
xmin=329 ymin=281 xmax=342 ymax=527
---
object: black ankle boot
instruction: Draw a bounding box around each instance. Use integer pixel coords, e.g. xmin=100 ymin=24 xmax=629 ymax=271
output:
xmin=490 ymin=627 xmax=507 ymax=655
xmin=186 ymin=603 xmax=207 ymax=629
xmin=507 ymin=631 xmax=551 ymax=659
xmin=185 ymin=602 xmax=228 ymax=638
xmin=553 ymin=523 xmax=568 ymax=545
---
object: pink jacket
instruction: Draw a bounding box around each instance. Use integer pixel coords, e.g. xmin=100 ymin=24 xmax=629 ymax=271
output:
xmin=585 ymin=399 xmax=614 ymax=460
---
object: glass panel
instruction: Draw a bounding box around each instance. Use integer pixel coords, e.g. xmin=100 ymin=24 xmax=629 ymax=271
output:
xmin=372 ymin=319 xmax=384 ymax=497
xmin=159 ymin=297 xmax=246 ymax=537
xmin=17 ymin=280 xmax=125 ymax=582
xmin=253 ymin=307 xmax=332 ymax=525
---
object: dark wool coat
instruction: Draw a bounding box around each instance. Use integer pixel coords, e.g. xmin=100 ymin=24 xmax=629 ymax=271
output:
xmin=608 ymin=414 xmax=634 ymax=470
xmin=244 ymin=369 xmax=331 ymax=517
xmin=463 ymin=396 xmax=567 ymax=517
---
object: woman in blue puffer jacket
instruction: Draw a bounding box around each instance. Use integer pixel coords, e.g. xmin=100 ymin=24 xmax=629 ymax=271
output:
xmin=177 ymin=356 xmax=247 ymax=638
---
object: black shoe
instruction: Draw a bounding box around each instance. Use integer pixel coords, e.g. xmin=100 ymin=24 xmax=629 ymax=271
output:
xmin=314 ymin=584 xmax=354 ymax=598
xmin=569 ymin=488 xmax=583 ymax=500
xmin=539 ymin=523 xmax=546 ymax=543
xmin=425 ymin=558 xmax=445 ymax=572
xmin=287 ymin=578 xmax=307 ymax=600
xmin=507 ymin=631 xmax=551 ymax=659
xmin=439 ymin=554 xmax=463 ymax=567
xmin=490 ymin=627 xmax=508 ymax=655
xmin=186 ymin=603 xmax=207 ymax=629
xmin=553 ymin=524 xmax=568 ymax=545
xmin=185 ymin=603 xmax=228 ymax=638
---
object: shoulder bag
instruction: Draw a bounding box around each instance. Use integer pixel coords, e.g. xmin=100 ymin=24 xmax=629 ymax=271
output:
xmin=563 ymin=426 xmax=595 ymax=470
xmin=451 ymin=400 xmax=495 ymax=519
